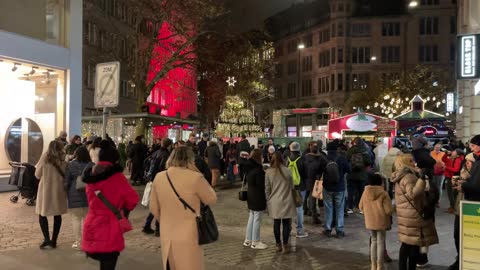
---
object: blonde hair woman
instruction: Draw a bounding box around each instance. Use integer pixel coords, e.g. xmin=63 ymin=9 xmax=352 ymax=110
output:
xmin=390 ymin=153 xmax=438 ymax=270
xmin=35 ymin=140 xmax=68 ymax=249
xmin=149 ymin=146 xmax=217 ymax=270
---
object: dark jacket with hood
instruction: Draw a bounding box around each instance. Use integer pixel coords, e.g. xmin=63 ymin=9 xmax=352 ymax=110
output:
xmin=145 ymin=147 xmax=170 ymax=182
xmin=463 ymin=153 xmax=480 ymax=201
xmin=81 ymin=162 xmax=139 ymax=253
xmin=245 ymin=159 xmax=266 ymax=211
xmin=303 ymin=152 xmax=328 ymax=191
xmin=324 ymin=150 xmax=351 ymax=192
xmin=288 ymin=151 xmax=308 ymax=191
xmin=347 ymin=144 xmax=372 ymax=181
xmin=64 ymin=160 xmax=90 ymax=208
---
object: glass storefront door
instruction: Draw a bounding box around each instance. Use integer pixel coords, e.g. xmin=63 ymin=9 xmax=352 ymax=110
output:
xmin=0 ymin=58 xmax=65 ymax=172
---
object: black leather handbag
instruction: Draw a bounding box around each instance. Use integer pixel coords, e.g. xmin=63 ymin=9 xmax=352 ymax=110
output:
xmin=166 ymin=172 xmax=218 ymax=245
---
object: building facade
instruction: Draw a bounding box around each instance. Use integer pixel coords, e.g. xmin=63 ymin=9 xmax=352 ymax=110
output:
xmin=456 ymin=0 xmax=480 ymax=141
xmin=82 ymin=0 xmax=138 ymax=116
xmin=263 ymin=0 xmax=456 ymax=136
xmin=0 ymin=0 xmax=83 ymax=175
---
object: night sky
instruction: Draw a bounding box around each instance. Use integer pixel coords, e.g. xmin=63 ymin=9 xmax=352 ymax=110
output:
xmin=225 ymin=0 xmax=299 ymax=31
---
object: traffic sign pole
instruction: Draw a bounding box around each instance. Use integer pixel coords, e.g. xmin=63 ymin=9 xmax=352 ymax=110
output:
xmin=102 ymin=107 xmax=109 ymax=139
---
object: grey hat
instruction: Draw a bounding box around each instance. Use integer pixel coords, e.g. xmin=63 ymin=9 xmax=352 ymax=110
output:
xmin=290 ymin=142 xmax=300 ymax=152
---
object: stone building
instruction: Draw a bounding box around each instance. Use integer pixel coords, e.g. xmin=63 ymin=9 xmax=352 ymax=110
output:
xmin=261 ymin=0 xmax=456 ymax=136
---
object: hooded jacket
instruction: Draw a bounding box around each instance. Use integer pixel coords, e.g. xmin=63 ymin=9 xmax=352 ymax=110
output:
xmin=346 ymin=144 xmax=372 ymax=181
xmin=303 ymin=152 xmax=327 ymax=191
xmin=81 ymin=162 xmax=139 ymax=254
xmin=380 ymin=148 xmax=400 ymax=179
xmin=359 ymin=185 xmax=393 ymax=230
xmin=390 ymin=167 xmax=439 ymax=247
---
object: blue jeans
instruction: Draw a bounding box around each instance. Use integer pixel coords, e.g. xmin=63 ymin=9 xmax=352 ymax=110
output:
xmin=323 ymin=190 xmax=345 ymax=232
xmin=227 ymin=162 xmax=235 ymax=183
xmin=296 ymin=190 xmax=307 ymax=233
xmin=245 ymin=210 xmax=263 ymax=242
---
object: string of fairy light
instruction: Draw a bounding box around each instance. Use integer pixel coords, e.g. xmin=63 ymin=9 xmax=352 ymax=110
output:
xmin=365 ymin=95 xmax=447 ymax=119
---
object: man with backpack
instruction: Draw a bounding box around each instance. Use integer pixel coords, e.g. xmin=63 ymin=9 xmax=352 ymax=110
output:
xmin=287 ymin=142 xmax=309 ymax=237
xmin=322 ymin=145 xmax=351 ymax=237
xmin=304 ymin=143 xmax=328 ymax=225
xmin=142 ymin=138 xmax=173 ymax=236
xmin=346 ymin=137 xmax=373 ymax=214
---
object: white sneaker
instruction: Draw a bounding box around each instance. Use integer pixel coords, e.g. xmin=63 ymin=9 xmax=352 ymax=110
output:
xmin=251 ymin=241 xmax=268 ymax=250
xmin=243 ymin=240 xmax=251 ymax=247
xmin=296 ymin=231 xmax=309 ymax=238
xmin=347 ymin=209 xmax=354 ymax=214
xmin=72 ymin=241 xmax=80 ymax=250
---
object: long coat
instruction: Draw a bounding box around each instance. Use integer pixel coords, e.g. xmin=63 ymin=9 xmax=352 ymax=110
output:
xmin=81 ymin=162 xmax=139 ymax=253
xmin=35 ymin=153 xmax=68 ymax=217
xmin=391 ymin=168 xmax=439 ymax=247
xmin=128 ymin=142 xmax=148 ymax=181
xmin=265 ymin=167 xmax=297 ymax=219
xmin=246 ymin=159 xmax=267 ymax=211
xmin=150 ymin=167 xmax=217 ymax=270
xmin=64 ymin=160 xmax=90 ymax=209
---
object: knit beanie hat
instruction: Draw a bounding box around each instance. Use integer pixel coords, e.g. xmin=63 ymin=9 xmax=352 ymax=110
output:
xmin=99 ymin=140 xmax=119 ymax=163
xmin=470 ymin=135 xmax=480 ymax=146
xmin=290 ymin=142 xmax=300 ymax=152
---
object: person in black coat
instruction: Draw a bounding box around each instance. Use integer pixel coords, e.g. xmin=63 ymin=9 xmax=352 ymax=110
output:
xmin=128 ymin=136 xmax=148 ymax=186
xmin=205 ymin=140 xmax=222 ymax=188
xmin=304 ymin=144 xmax=328 ymax=225
xmin=457 ymin=135 xmax=480 ymax=201
xmin=243 ymin=149 xmax=268 ymax=249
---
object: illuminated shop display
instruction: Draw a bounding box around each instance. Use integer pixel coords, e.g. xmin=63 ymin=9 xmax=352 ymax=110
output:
xmin=0 ymin=58 xmax=65 ymax=172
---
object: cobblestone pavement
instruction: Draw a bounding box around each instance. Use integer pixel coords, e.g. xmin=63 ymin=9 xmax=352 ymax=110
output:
xmin=0 ymin=182 xmax=454 ymax=269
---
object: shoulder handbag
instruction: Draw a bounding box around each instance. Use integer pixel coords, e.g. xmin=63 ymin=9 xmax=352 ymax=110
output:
xmin=239 ymin=175 xmax=247 ymax=201
xmin=95 ymin=191 xmax=133 ymax=233
xmin=166 ymin=172 xmax=218 ymax=245
xmin=141 ymin=181 xmax=153 ymax=207
xmin=399 ymin=180 xmax=431 ymax=220
xmin=311 ymin=179 xmax=323 ymax=199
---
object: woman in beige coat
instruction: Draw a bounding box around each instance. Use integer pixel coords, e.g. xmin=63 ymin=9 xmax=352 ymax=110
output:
xmin=390 ymin=153 xmax=439 ymax=270
xmin=150 ymin=146 xmax=217 ymax=270
xmin=35 ymin=140 xmax=68 ymax=249
xmin=265 ymin=152 xmax=297 ymax=253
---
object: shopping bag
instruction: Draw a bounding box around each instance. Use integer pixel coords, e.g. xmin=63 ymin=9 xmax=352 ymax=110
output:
xmin=311 ymin=179 xmax=323 ymax=200
xmin=141 ymin=182 xmax=153 ymax=207
xmin=233 ymin=164 xmax=239 ymax=175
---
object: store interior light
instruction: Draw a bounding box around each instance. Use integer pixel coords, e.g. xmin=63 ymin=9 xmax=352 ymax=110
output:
xmin=11 ymin=63 xmax=20 ymax=72
xmin=29 ymin=66 xmax=37 ymax=75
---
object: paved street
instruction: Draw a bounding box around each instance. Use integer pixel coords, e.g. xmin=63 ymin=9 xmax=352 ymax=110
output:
xmin=0 ymin=183 xmax=455 ymax=269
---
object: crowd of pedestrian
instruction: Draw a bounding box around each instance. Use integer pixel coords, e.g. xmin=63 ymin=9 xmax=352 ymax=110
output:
xmin=31 ymin=129 xmax=480 ymax=270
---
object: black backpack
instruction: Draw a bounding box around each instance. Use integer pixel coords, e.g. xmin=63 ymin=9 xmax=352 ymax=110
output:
xmin=351 ymin=152 xmax=365 ymax=170
xmin=323 ymin=161 xmax=340 ymax=184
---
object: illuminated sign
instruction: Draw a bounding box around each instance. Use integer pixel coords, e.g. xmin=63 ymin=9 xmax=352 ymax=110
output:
xmin=458 ymin=35 xmax=480 ymax=79
xmin=446 ymin=93 xmax=455 ymax=112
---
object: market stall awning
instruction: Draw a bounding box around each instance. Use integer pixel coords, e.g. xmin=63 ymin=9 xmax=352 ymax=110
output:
xmin=394 ymin=110 xmax=445 ymax=120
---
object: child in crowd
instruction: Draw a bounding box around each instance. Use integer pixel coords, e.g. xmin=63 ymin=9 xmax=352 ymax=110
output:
xmin=359 ymin=173 xmax=393 ymax=270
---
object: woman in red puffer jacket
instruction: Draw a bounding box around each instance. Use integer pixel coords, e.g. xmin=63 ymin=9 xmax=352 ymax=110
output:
xmin=81 ymin=140 xmax=139 ymax=270
xmin=442 ymin=149 xmax=464 ymax=213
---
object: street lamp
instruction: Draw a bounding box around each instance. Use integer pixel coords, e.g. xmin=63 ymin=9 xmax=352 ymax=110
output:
xmin=371 ymin=56 xmax=377 ymax=61
xmin=295 ymin=43 xmax=305 ymax=137
xmin=409 ymin=1 xmax=418 ymax=8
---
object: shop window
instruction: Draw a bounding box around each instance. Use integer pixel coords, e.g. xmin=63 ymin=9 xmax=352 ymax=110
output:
xmin=0 ymin=60 xmax=65 ymax=171
xmin=287 ymin=127 xmax=297 ymax=137
xmin=302 ymin=126 xmax=312 ymax=137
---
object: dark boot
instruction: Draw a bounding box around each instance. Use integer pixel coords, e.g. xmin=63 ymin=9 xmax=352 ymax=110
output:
xmin=51 ymin=215 xmax=62 ymax=248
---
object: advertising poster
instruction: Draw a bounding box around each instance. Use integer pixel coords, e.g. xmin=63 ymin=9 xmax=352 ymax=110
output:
xmin=460 ymin=201 xmax=480 ymax=270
